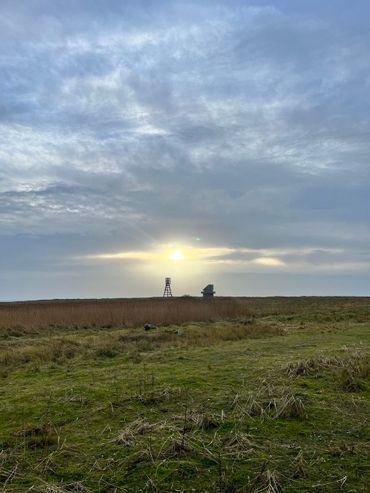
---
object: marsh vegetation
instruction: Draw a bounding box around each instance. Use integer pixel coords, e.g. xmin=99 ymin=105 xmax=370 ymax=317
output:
xmin=0 ymin=297 xmax=369 ymax=491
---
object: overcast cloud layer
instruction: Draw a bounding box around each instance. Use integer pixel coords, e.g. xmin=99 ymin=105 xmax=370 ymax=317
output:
xmin=1 ymin=0 xmax=369 ymax=299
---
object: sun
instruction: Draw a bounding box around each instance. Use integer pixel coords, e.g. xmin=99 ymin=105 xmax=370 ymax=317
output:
xmin=169 ymin=249 xmax=184 ymax=261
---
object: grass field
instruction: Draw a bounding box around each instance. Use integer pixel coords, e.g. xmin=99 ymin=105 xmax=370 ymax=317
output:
xmin=0 ymin=297 xmax=369 ymax=492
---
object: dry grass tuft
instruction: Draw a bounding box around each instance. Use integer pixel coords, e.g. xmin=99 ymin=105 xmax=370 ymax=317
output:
xmin=222 ymin=432 xmax=261 ymax=458
xmin=126 ymin=447 xmax=154 ymax=471
xmin=249 ymin=466 xmax=281 ymax=493
xmin=328 ymin=442 xmax=356 ymax=458
xmin=14 ymin=422 xmax=59 ymax=450
xmin=184 ymin=411 xmax=220 ymax=432
xmin=114 ymin=418 xmax=169 ymax=447
xmin=338 ymin=366 xmax=368 ymax=392
xmin=284 ymin=356 xmax=342 ymax=377
xmin=132 ymin=386 xmax=183 ymax=405
xmin=43 ymin=481 xmax=92 ymax=492
xmin=159 ymin=434 xmax=193 ymax=459
xmin=0 ymin=450 xmax=19 ymax=488
xmin=290 ymin=449 xmax=308 ymax=479
xmin=284 ymin=350 xmax=369 ymax=380
xmin=234 ymin=386 xmax=307 ymax=421
xmin=284 ymin=351 xmax=369 ymax=394
xmin=16 ymin=423 xmax=51 ymax=438
xmin=273 ymin=393 xmax=307 ymax=419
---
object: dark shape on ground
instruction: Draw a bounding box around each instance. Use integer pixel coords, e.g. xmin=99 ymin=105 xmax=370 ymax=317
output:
xmin=144 ymin=323 xmax=158 ymax=331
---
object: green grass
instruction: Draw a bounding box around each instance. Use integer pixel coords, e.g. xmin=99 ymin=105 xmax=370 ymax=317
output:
xmin=0 ymin=298 xmax=369 ymax=492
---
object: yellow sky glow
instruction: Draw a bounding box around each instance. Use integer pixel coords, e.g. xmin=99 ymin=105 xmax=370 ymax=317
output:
xmin=252 ymin=257 xmax=285 ymax=267
xmin=82 ymin=245 xmax=286 ymax=269
xmin=169 ymin=249 xmax=184 ymax=260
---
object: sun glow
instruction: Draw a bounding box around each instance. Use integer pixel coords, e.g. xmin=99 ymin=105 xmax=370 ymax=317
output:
xmin=169 ymin=249 xmax=184 ymax=261
xmin=82 ymin=244 xmax=291 ymax=274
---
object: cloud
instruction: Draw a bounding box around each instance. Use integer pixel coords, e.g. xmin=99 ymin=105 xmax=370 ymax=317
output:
xmin=79 ymin=243 xmax=369 ymax=276
xmin=252 ymin=257 xmax=285 ymax=267
xmin=0 ymin=0 xmax=369 ymax=298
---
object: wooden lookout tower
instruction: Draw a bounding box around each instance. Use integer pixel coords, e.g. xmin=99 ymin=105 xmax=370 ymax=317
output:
xmin=163 ymin=277 xmax=173 ymax=297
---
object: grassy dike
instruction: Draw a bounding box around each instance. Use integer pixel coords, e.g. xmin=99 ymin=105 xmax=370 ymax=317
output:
xmin=0 ymin=301 xmax=369 ymax=492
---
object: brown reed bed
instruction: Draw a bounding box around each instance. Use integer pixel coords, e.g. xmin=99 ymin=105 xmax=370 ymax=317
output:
xmin=0 ymin=296 xmax=368 ymax=332
xmin=0 ymin=297 xmax=245 ymax=331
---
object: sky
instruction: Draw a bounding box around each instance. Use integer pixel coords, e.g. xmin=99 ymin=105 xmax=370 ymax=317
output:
xmin=1 ymin=0 xmax=369 ymax=299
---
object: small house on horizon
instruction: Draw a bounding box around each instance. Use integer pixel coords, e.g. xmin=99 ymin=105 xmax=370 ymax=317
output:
xmin=202 ymin=284 xmax=215 ymax=298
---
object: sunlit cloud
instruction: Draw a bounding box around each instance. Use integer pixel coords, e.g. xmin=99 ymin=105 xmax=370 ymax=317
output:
xmin=252 ymin=257 xmax=285 ymax=267
xmin=79 ymin=244 xmax=330 ymax=270
xmin=81 ymin=245 xmax=232 ymax=262
xmin=86 ymin=251 xmax=156 ymax=260
xmin=77 ymin=243 xmax=370 ymax=277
